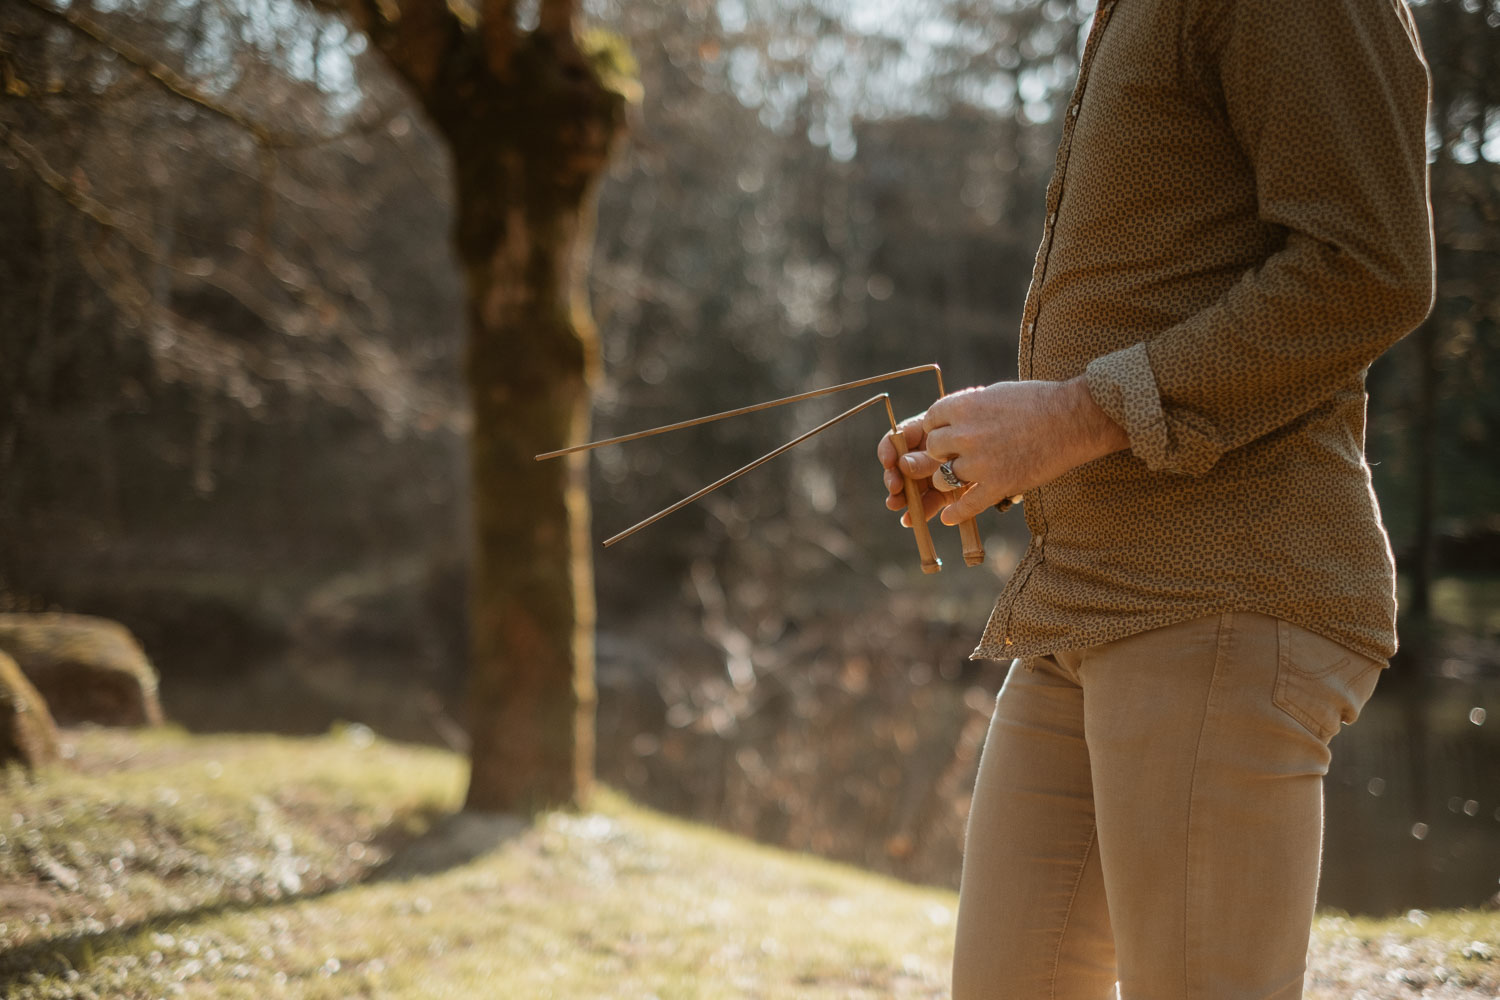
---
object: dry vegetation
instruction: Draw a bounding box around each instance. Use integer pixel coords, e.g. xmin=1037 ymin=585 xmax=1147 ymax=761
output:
xmin=0 ymin=727 xmax=1495 ymax=999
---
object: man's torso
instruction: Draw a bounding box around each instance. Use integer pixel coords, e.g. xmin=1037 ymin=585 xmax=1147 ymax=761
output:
xmin=975 ymin=0 xmax=1413 ymax=663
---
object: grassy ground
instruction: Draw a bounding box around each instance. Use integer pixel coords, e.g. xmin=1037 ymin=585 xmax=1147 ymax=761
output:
xmin=1 ymin=729 xmax=1496 ymax=999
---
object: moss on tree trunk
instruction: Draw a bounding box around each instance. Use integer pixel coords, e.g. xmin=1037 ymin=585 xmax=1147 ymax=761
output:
xmin=423 ymin=31 xmax=626 ymax=812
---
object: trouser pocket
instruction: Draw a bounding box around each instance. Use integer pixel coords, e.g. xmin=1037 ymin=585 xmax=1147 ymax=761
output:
xmin=1272 ymin=618 xmax=1383 ymax=743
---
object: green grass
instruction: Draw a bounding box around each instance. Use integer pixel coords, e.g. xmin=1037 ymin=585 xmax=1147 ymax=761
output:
xmin=1 ymin=729 xmax=1496 ymax=999
xmin=1311 ymin=911 xmax=1500 ymax=995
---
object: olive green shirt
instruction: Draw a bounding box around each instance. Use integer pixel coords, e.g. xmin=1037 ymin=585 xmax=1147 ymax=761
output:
xmin=975 ymin=0 xmax=1434 ymax=663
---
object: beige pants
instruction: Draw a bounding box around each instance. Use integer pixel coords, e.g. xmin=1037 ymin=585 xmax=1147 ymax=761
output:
xmin=952 ymin=612 xmax=1382 ymax=1000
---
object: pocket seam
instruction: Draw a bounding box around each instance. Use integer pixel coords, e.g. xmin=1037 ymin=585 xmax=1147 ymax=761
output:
xmin=1279 ymin=653 xmax=1359 ymax=681
xmin=1272 ymin=619 xmax=1380 ymax=741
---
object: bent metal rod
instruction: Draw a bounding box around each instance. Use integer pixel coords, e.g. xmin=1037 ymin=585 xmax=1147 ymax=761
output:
xmin=535 ymin=365 xmax=988 ymax=573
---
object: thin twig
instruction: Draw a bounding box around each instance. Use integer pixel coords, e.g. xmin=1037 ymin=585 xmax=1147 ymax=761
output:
xmin=0 ymin=121 xmax=155 ymax=254
xmin=1 ymin=121 xmax=447 ymax=427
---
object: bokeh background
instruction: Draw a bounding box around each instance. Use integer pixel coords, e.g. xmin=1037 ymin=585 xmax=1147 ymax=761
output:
xmin=2 ymin=0 xmax=1496 ymax=916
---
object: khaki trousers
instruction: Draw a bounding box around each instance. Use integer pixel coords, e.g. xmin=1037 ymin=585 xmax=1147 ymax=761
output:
xmin=952 ymin=612 xmax=1382 ymax=1000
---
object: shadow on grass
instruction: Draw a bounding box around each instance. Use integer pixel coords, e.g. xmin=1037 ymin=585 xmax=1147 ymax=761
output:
xmin=0 ymin=881 xmax=355 ymax=987
xmin=367 ymin=810 xmax=529 ymax=882
xmin=0 ymin=808 xmax=530 ymax=988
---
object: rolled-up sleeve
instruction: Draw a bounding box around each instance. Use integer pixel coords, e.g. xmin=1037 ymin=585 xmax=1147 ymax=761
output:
xmin=1084 ymin=0 xmax=1434 ymax=476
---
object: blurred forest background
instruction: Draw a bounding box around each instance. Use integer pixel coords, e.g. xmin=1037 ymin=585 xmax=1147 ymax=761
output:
xmin=1 ymin=0 xmax=1497 ymax=916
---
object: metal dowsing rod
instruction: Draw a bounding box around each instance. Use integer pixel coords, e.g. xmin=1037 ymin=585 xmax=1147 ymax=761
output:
xmin=534 ymin=365 xmax=992 ymax=573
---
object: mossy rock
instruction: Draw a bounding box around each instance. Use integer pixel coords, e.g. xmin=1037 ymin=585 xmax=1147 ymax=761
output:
xmin=0 ymin=613 xmax=164 ymax=727
xmin=0 ymin=650 xmax=60 ymax=769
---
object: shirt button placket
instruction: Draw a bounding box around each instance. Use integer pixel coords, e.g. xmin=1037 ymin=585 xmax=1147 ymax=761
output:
xmin=1029 ymin=0 xmax=1111 ymax=335
xmin=1004 ymin=0 xmax=1116 ymax=651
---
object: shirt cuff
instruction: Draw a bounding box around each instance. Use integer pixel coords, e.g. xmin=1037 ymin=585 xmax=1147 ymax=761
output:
xmin=1084 ymin=342 xmax=1173 ymax=471
xmin=1084 ymin=343 xmax=1225 ymax=475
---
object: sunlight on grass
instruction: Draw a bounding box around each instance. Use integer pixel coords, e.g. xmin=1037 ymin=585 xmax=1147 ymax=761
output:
xmin=0 ymin=726 xmax=464 ymax=959
xmin=2 ymin=732 xmax=954 ymax=999
xmin=130 ymin=799 xmax=957 ymax=999
xmin=1309 ymin=910 xmax=1500 ymax=997
xmin=46 ymin=798 xmax=955 ymax=998
xmin=3 ymin=730 xmax=1497 ymax=999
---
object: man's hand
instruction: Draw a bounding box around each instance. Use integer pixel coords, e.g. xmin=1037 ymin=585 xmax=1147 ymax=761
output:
xmin=877 ymin=376 xmax=1129 ymax=527
xmin=878 ymin=415 xmax=947 ymax=527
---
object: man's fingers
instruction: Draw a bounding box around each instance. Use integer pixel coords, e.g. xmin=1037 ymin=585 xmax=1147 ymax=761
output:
xmin=878 ymin=416 xmax=927 ymax=472
xmin=922 ymin=488 xmax=947 ymax=521
xmin=887 ymin=467 xmax=931 ymax=511
xmin=919 ymin=386 xmax=984 ymax=434
xmin=899 ymin=450 xmax=942 ymax=480
xmin=940 ymin=484 xmax=999 ymax=526
xmin=928 ymin=453 xmax=969 ymax=493
xmin=923 ymin=426 xmax=956 ymax=459
xmin=920 ymin=396 xmax=952 ymax=434
xmin=900 ymin=487 xmax=946 ymax=526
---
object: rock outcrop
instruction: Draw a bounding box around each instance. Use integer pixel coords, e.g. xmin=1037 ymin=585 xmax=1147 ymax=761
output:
xmin=0 ymin=650 xmax=61 ymax=769
xmin=0 ymin=614 xmax=164 ymax=727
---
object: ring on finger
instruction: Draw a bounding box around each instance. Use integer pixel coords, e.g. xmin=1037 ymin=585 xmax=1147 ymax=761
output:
xmin=938 ymin=460 xmax=964 ymax=491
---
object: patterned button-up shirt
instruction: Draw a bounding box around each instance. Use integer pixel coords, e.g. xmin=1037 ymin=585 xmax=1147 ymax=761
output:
xmin=973 ymin=0 xmax=1434 ymax=664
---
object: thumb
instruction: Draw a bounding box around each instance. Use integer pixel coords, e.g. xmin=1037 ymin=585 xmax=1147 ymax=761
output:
xmin=939 ymin=484 xmax=997 ymax=526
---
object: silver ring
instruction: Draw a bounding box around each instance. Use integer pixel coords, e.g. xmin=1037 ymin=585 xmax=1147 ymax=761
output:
xmin=939 ymin=461 xmax=964 ymax=490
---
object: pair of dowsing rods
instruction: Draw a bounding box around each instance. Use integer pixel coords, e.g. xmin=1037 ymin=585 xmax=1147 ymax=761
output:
xmin=535 ymin=364 xmax=1011 ymax=573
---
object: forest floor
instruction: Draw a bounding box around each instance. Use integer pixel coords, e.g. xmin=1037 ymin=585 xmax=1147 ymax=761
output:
xmin=0 ymin=728 xmax=1496 ymax=999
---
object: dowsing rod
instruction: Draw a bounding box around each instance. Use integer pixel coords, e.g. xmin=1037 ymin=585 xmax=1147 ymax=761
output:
xmin=601 ymin=393 xmax=899 ymax=547
xmin=535 ymin=365 xmax=993 ymax=572
xmin=535 ymin=364 xmax=945 ymax=461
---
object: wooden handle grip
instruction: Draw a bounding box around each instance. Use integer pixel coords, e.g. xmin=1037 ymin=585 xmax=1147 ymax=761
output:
xmin=957 ymin=517 xmax=985 ymax=567
xmin=888 ymin=431 xmax=941 ymax=574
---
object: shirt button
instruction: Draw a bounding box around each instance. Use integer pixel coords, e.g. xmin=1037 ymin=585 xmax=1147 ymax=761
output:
xmin=1024 ymin=321 xmax=1036 ymax=335
xmin=1047 ymin=211 xmax=1057 ymax=226
xmin=1069 ymin=102 xmax=1080 ymax=118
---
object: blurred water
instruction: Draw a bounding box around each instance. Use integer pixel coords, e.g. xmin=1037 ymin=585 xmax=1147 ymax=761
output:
xmin=1320 ymin=665 xmax=1500 ymax=915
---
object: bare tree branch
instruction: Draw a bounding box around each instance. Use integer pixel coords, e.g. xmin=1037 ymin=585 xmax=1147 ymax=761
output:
xmin=0 ymin=120 xmax=156 ymax=254
xmin=20 ymin=0 xmax=279 ymax=143
xmin=1 ymin=119 xmax=450 ymax=430
xmin=256 ymin=145 xmax=277 ymax=254
xmin=17 ymin=0 xmax=403 ymax=149
xmin=3 ymin=122 xmax=284 ymax=344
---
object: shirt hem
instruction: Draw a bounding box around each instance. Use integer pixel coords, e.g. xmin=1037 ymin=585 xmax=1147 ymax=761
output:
xmin=969 ymin=601 xmax=1395 ymax=667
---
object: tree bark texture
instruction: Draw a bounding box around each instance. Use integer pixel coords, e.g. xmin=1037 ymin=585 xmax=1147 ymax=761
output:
xmin=351 ymin=0 xmax=629 ymax=810
xmin=438 ymin=35 xmax=625 ymax=812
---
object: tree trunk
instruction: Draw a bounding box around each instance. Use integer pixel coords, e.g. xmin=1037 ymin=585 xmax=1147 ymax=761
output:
xmin=426 ymin=31 xmax=627 ymax=811
xmin=1407 ymin=313 xmax=1439 ymax=620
